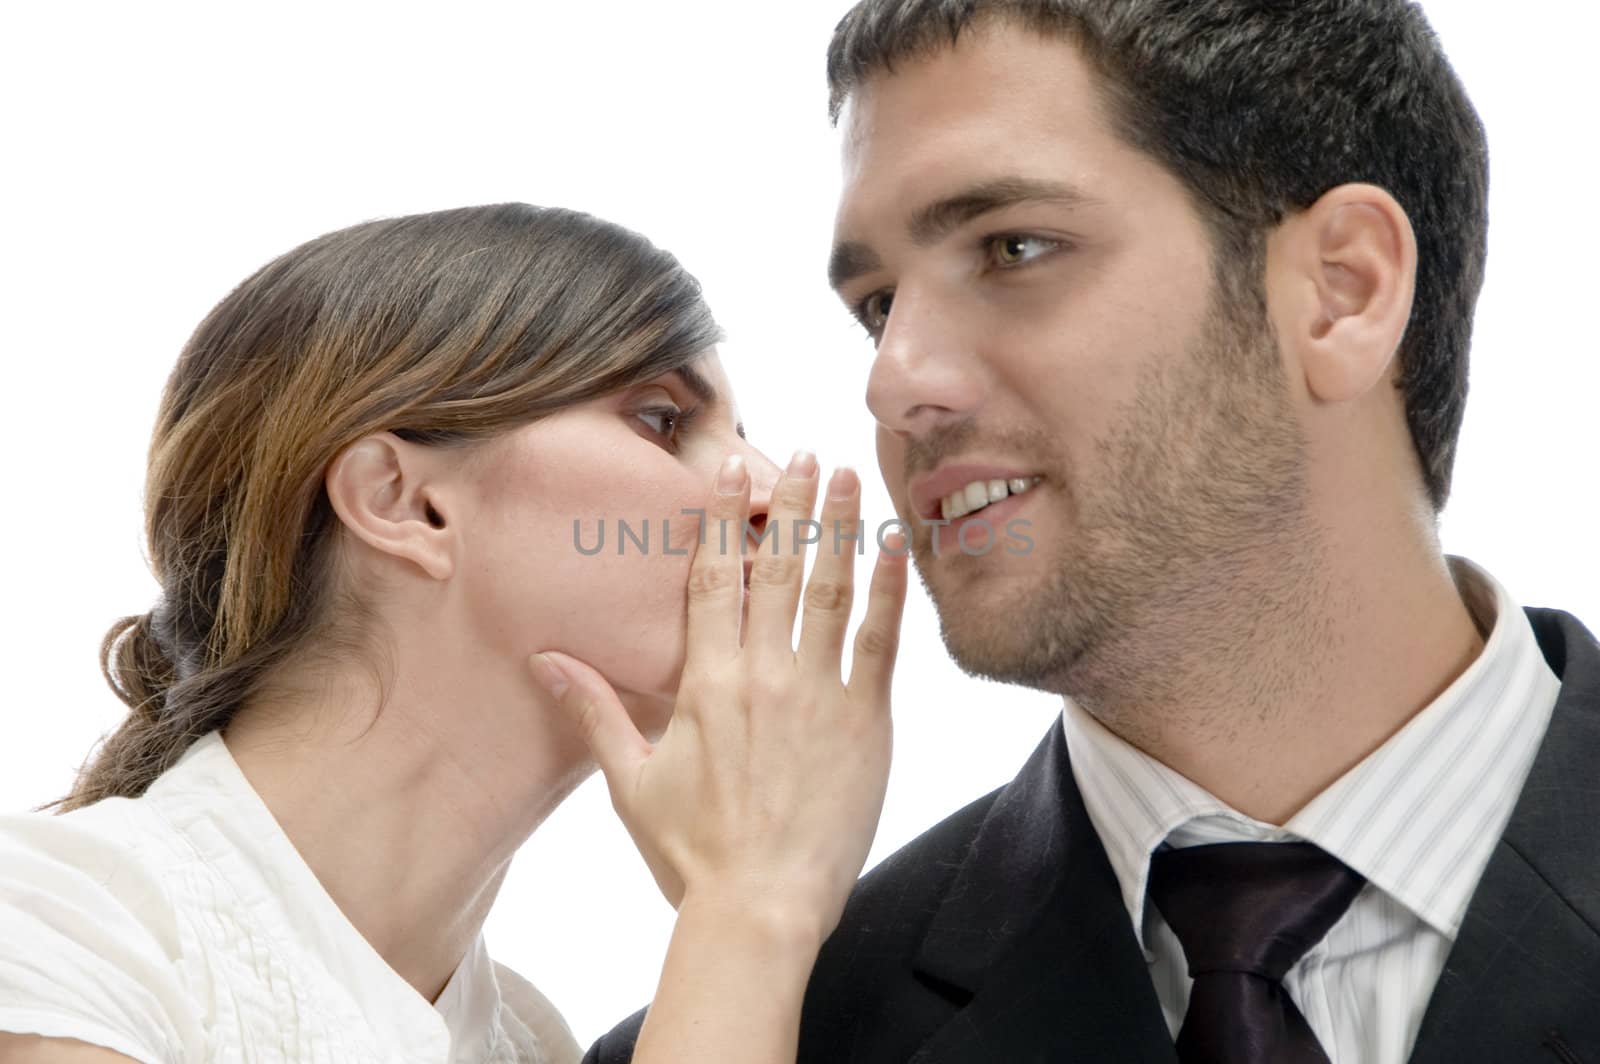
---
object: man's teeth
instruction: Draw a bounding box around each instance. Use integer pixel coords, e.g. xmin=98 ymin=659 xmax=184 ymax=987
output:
xmin=939 ymin=476 xmax=1042 ymax=520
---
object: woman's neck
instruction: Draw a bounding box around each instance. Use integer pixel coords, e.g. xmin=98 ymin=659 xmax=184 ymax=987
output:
xmin=223 ymin=654 xmax=589 ymax=1002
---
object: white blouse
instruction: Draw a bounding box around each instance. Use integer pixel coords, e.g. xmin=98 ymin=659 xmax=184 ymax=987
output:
xmin=0 ymin=731 xmax=582 ymax=1064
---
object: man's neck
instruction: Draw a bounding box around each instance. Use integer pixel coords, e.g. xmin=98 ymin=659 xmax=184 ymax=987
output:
xmin=1077 ymin=542 xmax=1485 ymax=826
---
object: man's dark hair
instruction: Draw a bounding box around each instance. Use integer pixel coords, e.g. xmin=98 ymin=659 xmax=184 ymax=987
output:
xmin=827 ymin=0 xmax=1488 ymax=511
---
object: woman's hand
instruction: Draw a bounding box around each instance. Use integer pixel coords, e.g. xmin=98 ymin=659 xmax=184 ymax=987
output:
xmin=529 ymin=449 xmax=908 ymax=945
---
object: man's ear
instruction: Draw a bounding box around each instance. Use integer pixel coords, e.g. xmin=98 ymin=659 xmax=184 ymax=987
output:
xmin=1267 ymin=183 xmax=1417 ymax=404
xmin=325 ymin=434 xmax=456 ymax=581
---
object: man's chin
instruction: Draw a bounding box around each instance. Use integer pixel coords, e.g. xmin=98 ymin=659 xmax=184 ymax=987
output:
xmin=936 ymin=616 xmax=1083 ymax=694
xmin=921 ymin=572 xmax=1107 ymax=688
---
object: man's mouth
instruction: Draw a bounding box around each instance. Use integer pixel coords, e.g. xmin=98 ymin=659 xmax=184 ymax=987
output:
xmin=936 ymin=475 xmax=1043 ymax=521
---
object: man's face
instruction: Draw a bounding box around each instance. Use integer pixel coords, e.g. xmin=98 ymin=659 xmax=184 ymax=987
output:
xmin=830 ymin=23 xmax=1311 ymax=698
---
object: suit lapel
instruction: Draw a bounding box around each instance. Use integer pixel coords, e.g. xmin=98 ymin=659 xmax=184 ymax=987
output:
xmin=908 ymin=723 xmax=1177 ymax=1064
xmin=1410 ymin=609 xmax=1600 ymax=1063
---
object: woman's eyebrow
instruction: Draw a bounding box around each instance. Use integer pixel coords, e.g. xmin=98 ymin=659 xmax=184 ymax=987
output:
xmin=673 ymin=364 xmax=718 ymax=404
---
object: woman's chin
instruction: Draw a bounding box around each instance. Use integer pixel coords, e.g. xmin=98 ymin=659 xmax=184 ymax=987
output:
xmin=617 ymin=687 xmax=676 ymax=742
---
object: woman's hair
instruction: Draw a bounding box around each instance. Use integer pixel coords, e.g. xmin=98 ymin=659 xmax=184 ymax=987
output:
xmin=54 ymin=203 xmax=722 ymax=812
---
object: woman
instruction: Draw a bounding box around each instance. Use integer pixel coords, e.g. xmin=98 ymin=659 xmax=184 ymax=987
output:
xmin=0 ymin=204 xmax=907 ymax=1063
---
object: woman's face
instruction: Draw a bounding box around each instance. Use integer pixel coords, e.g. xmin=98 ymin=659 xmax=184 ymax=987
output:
xmin=449 ymin=350 xmax=780 ymax=731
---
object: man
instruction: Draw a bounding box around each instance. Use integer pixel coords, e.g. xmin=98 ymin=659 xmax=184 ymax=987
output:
xmin=590 ymin=1 xmax=1600 ymax=1060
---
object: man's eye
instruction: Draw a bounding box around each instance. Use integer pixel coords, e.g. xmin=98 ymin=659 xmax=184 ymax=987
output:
xmin=987 ymin=234 xmax=1057 ymax=267
xmin=856 ymin=291 xmax=894 ymax=336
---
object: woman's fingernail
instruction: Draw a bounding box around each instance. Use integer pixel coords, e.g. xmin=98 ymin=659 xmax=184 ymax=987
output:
xmin=716 ymin=454 xmax=747 ymax=495
xmin=788 ymin=449 xmax=817 ymax=477
xmin=529 ymin=653 xmax=569 ymax=697
xmin=828 ymin=467 xmax=857 ymax=500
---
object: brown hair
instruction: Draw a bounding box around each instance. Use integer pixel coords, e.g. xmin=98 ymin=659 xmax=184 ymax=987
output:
xmin=55 ymin=203 xmax=721 ymax=811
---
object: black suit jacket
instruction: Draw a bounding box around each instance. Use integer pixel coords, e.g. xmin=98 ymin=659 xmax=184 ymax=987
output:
xmin=586 ymin=608 xmax=1600 ymax=1062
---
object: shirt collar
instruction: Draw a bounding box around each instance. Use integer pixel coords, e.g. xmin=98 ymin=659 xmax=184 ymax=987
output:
xmin=1064 ymin=557 xmax=1562 ymax=949
xmin=434 ymin=935 xmax=509 ymax=1064
xmin=146 ymin=733 xmax=507 ymax=1063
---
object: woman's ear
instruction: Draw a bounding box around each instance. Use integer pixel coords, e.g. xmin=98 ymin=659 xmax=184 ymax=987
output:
xmin=325 ymin=434 xmax=456 ymax=581
xmin=1268 ymin=183 xmax=1417 ymax=404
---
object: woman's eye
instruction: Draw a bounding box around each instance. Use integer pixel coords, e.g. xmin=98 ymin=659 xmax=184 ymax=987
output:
xmin=636 ymin=407 xmax=681 ymax=441
xmin=987 ymin=234 xmax=1056 ymax=267
xmin=856 ymin=291 xmax=894 ymax=336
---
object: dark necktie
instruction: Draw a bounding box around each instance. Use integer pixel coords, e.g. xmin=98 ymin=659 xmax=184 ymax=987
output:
xmin=1147 ymin=841 xmax=1367 ymax=1064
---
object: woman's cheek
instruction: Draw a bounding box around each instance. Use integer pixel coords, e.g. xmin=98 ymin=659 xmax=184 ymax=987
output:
xmin=569 ymin=550 xmax=694 ymax=699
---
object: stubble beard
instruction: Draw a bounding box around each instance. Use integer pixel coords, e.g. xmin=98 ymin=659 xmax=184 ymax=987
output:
xmin=922 ymin=289 xmax=1328 ymax=736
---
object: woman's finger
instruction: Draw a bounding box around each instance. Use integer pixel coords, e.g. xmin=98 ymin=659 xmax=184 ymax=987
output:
xmin=845 ymin=532 xmax=910 ymax=703
xmin=530 ymin=651 xmax=650 ymax=791
xmin=745 ymin=449 xmax=819 ymax=653
xmin=683 ymin=454 xmax=751 ymax=665
xmin=795 ymin=467 xmax=861 ymax=669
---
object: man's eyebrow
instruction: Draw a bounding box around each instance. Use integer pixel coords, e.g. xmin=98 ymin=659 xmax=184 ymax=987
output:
xmin=673 ymin=364 xmax=717 ymax=404
xmin=828 ymin=177 xmax=1097 ymax=291
xmin=909 ymin=177 xmax=1097 ymax=244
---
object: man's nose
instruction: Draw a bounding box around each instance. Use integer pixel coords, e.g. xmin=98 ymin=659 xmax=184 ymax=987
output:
xmin=864 ymin=284 xmax=983 ymax=439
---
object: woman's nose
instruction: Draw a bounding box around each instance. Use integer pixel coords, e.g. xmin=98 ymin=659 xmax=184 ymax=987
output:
xmin=740 ymin=442 xmax=782 ymax=543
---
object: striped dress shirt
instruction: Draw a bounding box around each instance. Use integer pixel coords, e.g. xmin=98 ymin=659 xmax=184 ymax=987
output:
xmin=1061 ymin=557 xmax=1563 ymax=1064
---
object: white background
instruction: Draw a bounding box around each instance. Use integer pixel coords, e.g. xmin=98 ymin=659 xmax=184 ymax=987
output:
xmin=1 ymin=0 xmax=1595 ymax=1046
